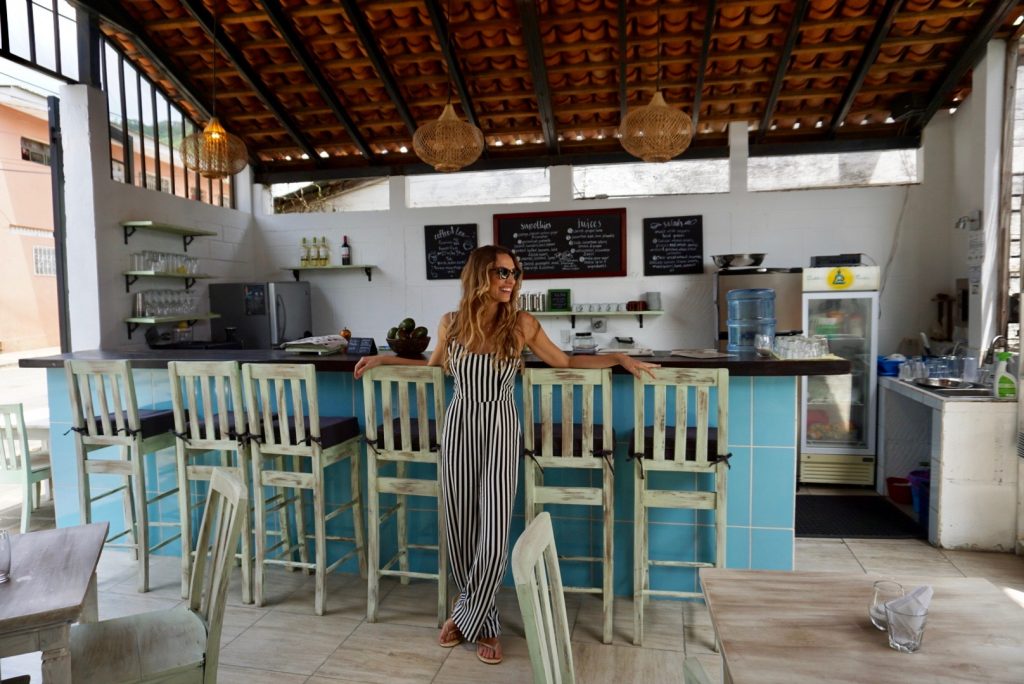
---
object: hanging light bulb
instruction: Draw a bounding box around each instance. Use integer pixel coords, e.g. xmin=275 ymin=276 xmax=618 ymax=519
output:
xmin=179 ymin=0 xmax=247 ymax=179
xmin=618 ymin=2 xmax=693 ymax=162
xmin=412 ymin=0 xmax=484 ymax=172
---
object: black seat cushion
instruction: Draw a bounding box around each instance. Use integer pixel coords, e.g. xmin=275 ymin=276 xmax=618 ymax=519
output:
xmin=528 ymin=422 xmax=614 ymax=456
xmin=92 ymin=408 xmax=175 ymax=439
xmin=373 ymin=417 xmax=440 ymax=451
xmin=633 ymin=425 xmax=720 ymax=461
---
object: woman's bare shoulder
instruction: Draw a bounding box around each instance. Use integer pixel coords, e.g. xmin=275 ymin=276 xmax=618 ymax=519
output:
xmin=516 ymin=310 xmax=540 ymax=333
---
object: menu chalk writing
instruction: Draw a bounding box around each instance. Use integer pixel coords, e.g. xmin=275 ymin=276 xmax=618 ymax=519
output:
xmin=494 ymin=209 xmax=626 ymax=279
xmin=425 ymin=224 xmax=478 ymax=280
xmin=346 ymin=337 xmax=378 ymax=357
xmin=643 ymin=215 xmax=704 ymax=275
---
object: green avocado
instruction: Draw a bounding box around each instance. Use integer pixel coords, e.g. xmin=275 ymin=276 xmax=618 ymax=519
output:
xmin=386 ymin=327 xmax=399 ymax=339
xmin=412 ymin=326 xmax=428 ymax=339
xmin=398 ymin=317 xmax=416 ymax=332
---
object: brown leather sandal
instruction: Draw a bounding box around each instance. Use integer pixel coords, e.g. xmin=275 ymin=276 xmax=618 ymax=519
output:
xmin=439 ymin=618 xmax=463 ymax=648
xmin=476 ymin=637 xmax=503 ymax=665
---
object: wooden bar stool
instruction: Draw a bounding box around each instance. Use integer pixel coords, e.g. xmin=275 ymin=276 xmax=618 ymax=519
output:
xmin=522 ymin=367 xmax=615 ymax=644
xmin=65 ymin=359 xmax=179 ymax=593
xmin=0 ymin=403 xmax=52 ymax=533
xmin=241 ymin=362 xmax=366 ymax=616
xmin=168 ymin=360 xmax=253 ymax=604
xmin=361 ymin=365 xmax=448 ymax=626
xmin=631 ymin=367 xmax=729 ymax=645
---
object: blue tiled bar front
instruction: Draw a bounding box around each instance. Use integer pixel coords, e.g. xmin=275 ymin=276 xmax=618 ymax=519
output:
xmin=31 ymin=351 xmax=845 ymax=597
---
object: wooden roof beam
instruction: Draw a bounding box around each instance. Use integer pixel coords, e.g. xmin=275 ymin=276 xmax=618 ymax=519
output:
xmin=692 ymin=0 xmax=718 ymax=130
xmin=757 ymin=0 xmax=808 ymax=139
xmin=257 ymin=0 xmax=372 ymax=160
xmin=618 ymin=0 xmax=628 ymax=119
xmin=518 ymin=0 xmax=559 ymax=153
xmin=340 ymin=0 xmax=418 ymax=136
xmin=916 ymin=0 xmax=1020 ymax=129
xmin=178 ymin=0 xmax=317 ymax=160
xmin=423 ymin=0 xmax=483 ymax=132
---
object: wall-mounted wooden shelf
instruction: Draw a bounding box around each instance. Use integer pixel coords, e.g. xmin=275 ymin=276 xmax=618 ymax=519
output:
xmin=531 ymin=310 xmax=663 ymax=328
xmin=282 ymin=264 xmax=376 ymax=282
xmin=121 ymin=220 xmax=218 ymax=252
xmin=124 ymin=313 xmax=220 ymax=339
xmin=123 ymin=271 xmax=212 ymax=292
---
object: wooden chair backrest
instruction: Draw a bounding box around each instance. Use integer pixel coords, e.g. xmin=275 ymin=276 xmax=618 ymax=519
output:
xmin=168 ymin=361 xmax=247 ymax=446
xmin=361 ymin=365 xmax=446 ymax=453
xmin=522 ymin=368 xmax=612 ymax=459
xmin=632 ymin=368 xmax=729 ymax=465
xmin=512 ymin=511 xmax=575 ymax=684
xmin=65 ymin=360 xmax=140 ymax=444
xmin=188 ymin=467 xmax=247 ymax=684
xmin=0 ymin=403 xmax=30 ymax=473
xmin=241 ymin=363 xmax=318 ymax=456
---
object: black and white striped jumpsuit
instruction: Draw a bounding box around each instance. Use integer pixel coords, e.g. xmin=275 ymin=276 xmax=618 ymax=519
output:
xmin=442 ymin=339 xmax=521 ymax=642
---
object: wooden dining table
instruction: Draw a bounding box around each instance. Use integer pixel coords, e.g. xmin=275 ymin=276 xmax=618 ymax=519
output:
xmin=700 ymin=568 xmax=1024 ymax=684
xmin=0 ymin=523 xmax=108 ymax=683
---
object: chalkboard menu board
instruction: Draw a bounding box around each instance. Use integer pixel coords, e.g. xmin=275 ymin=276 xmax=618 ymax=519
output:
xmin=643 ymin=215 xmax=704 ymax=276
xmin=346 ymin=337 xmax=378 ymax=356
xmin=425 ymin=224 xmax=477 ymax=280
xmin=494 ymin=209 xmax=626 ymax=279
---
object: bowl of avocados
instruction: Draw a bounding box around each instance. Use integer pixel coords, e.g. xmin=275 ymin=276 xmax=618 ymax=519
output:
xmin=387 ymin=317 xmax=430 ymax=358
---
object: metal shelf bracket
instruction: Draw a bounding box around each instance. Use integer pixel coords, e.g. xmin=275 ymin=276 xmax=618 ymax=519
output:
xmin=123 ymin=225 xmax=137 ymax=244
xmin=125 ymin=274 xmax=139 ymax=292
xmin=126 ymin=321 xmax=140 ymax=339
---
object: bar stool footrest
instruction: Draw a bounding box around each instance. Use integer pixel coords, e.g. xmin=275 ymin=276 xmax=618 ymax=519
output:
xmin=380 ymin=569 xmax=440 ymax=581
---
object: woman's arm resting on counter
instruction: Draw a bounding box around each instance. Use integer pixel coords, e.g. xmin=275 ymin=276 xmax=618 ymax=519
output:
xmin=520 ymin=313 xmax=659 ymax=378
xmin=353 ymin=315 xmax=449 ymax=379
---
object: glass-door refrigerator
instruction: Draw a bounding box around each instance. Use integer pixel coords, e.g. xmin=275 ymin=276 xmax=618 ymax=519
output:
xmin=800 ymin=288 xmax=879 ymax=486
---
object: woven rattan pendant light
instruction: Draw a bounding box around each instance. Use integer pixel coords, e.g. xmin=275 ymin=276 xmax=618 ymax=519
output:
xmin=412 ymin=0 xmax=484 ymax=172
xmin=179 ymin=1 xmax=248 ymax=179
xmin=618 ymin=1 xmax=693 ymax=162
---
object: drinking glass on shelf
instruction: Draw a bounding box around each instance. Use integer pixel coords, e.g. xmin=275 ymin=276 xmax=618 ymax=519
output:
xmin=869 ymin=580 xmax=903 ymax=631
xmin=754 ymin=333 xmax=774 ymax=357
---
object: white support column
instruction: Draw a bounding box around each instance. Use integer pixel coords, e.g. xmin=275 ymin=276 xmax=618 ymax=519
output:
xmin=550 ymin=165 xmax=573 ymax=202
xmin=728 ymin=121 xmax=748 ymax=195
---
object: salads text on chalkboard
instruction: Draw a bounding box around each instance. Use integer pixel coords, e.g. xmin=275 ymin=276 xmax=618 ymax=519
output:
xmin=494 ymin=209 xmax=626 ymax=279
xmin=425 ymin=224 xmax=478 ymax=280
xmin=643 ymin=215 xmax=704 ymax=276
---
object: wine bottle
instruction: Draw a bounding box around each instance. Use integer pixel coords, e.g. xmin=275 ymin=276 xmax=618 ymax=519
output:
xmin=300 ymin=237 xmax=309 ymax=268
xmin=341 ymin=235 xmax=351 ymax=265
xmin=319 ymin=235 xmax=330 ymax=266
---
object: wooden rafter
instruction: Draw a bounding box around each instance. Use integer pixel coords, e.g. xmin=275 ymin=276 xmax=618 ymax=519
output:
xmin=757 ymin=0 xmax=808 ymax=139
xmin=518 ymin=0 xmax=559 ymax=153
xmin=692 ymin=0 xmax=718 ymax=131
xmin=423 ymin=0 xmax=481 ymax=132
xmin=618 ymin=0 xmax=628 ymax=119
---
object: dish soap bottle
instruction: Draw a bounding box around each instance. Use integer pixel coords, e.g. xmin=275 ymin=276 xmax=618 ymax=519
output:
xmin=993 ymin=351 xmax=1017 ymax=399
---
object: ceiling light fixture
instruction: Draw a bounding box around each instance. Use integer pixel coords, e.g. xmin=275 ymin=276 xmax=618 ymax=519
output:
xmin=412 ymin=0 xmax=484 ymax=172
xmin=179 ymin=0 xmax=248 ymax=179
xmin=618 ymin=1 xmax=693 ymax=162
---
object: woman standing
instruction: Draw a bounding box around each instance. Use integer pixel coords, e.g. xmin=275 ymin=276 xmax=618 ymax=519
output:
xmin=354 ymin=245 xmax=657 ymax=664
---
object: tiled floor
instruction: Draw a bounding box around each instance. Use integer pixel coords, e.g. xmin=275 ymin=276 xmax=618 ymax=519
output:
xmin=2 ymin=490 xmax=1023 ymax=683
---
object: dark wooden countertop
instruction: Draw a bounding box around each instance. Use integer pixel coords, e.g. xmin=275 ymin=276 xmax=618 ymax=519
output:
xmin=20 ymin=349 xmax=850 ymax=377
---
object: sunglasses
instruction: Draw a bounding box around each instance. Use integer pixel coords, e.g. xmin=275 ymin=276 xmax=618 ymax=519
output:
xmin=491 ymin=267 xmax=523 ymax=281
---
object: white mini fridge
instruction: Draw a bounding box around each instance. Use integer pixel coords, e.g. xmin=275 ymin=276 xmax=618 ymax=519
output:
xmin=800 ymin=269 xmax=879 ymax=486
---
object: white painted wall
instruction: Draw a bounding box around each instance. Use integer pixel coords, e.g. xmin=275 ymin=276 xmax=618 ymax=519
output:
xmin=60 ymin=84 xmax=258 ymax=350
xmin=252 ymin=123 xmax=956 ymax=355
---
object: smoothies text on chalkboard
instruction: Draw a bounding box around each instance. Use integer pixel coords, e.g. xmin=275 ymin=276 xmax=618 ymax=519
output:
xmin=425 ymin=224 xmax=477 ymax=280
xmin=643 ymin=215 xmax=704 ymax=276
xmin=493 ymin=209 xmax=626 ymax=279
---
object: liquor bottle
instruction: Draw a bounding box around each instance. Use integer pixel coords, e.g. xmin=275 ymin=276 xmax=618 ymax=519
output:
xmin=300 ymin=237 xmax=309 ymax=268
xmin=319 ymin=235 xmax=330 ymax=266
xmin=341 ymin=235 xmax=351 ymax=265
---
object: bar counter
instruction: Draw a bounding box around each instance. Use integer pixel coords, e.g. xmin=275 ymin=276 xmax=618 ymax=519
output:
xmin=23 ymin=349 xmax=848 ymax=597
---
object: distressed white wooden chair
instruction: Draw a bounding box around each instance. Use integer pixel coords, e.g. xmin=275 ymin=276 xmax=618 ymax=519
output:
xmin=512 ymin=511 xmax=575 ymax=684
xmin=632 ymin=367 xmax=729 ymax=646
xmin=242 ymin=362 xmax=366 ymax=616
xmin=69 ymin=467 xmax=247 ymax=683
xmin=522 ymin=367 xmax=614 ymax=644
xmin=361 ymin=365 xmax=448 ymax=625
xmin=0 ymin=403 xmax=52 ymax=533
xmin=66 ymin=359 xmax=179 ymax=593
xmin=168 ymin=361 xmax=253 ymax=604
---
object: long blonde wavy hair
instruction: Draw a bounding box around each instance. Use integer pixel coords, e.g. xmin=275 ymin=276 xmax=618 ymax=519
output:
xmin=443 ymin=245 xmax=524 ymax=371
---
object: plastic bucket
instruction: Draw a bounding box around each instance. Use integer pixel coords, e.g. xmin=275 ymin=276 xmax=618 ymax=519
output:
xmin=886 ymin=477 xmax=912 ymax=505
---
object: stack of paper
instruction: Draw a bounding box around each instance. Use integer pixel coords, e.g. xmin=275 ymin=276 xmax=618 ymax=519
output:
xmin=282 ymin=335 xmax=348 ymax=355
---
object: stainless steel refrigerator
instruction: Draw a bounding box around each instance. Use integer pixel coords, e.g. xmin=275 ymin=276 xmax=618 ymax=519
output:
xmin=714 ymin=267 xmax=804 ymax=350
xmin=209 ymin=281 xmax=312 ymax=348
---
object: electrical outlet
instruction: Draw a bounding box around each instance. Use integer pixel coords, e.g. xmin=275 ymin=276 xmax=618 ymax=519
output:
xmin=592 ymin=318 xmax=607 ymax=332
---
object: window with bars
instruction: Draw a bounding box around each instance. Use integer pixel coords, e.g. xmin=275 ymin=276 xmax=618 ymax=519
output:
xmin=1006 ymin=58 xmax=1024 ymax=348
xmin=33 ymin=246 xmax=56 ymax=276
xmin=21 ymin=137 xmax=50 ymax=165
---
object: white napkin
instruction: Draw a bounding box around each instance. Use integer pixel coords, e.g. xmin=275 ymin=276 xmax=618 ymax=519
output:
xmin=885 ymin=585 xmax=933 ymax=616
xmin=884 ymin=585 xmax=933 ymax=647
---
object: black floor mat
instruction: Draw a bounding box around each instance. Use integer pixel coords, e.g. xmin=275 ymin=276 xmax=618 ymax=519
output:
xmin=796 ymin=495 xmax=925 ymax=539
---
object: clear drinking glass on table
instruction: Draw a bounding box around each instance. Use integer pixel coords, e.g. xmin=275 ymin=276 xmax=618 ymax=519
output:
xmin=869 ymin=580 xmax=903 ymax=630
xmin=886 ymin=603 xmax=928 ymax=653
xmin=0 ymin=529 xmax=11 ymax=583
xmin=754 ymin=333 xmax=774 ymax=357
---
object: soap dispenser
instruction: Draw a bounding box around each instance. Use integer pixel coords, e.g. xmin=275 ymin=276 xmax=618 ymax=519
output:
xmin=993 ymin=351 xmax=1017 ymax=399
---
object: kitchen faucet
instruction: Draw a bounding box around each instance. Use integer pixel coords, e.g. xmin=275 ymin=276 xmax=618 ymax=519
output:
xmin=982 ymin=334 xmax=1007 ymax=366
